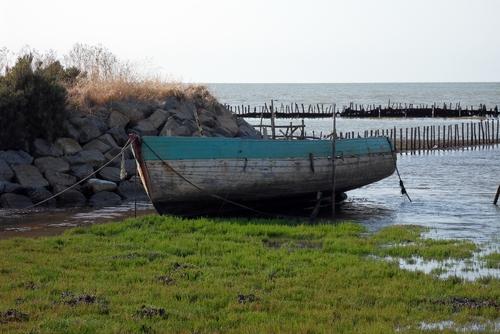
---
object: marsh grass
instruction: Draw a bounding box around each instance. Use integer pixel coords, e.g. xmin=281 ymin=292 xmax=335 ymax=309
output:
xmin=483 ymin=253 xmax=500 ymax=269
xmin=0 ymin=216 xmax=498 ymax=333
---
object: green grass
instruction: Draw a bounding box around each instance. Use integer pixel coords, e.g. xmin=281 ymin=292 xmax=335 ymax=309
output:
xmin=483 ymin=252 xmax=500 ymax=269
xmin=0 ymin=216 xmax=498 ymax=333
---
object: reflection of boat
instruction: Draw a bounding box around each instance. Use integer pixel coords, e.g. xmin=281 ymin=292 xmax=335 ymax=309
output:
xmin=131 ymin=136 xmax=396 ymax=216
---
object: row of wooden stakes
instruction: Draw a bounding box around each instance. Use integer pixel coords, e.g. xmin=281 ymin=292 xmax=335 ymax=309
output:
xmin=255 ymin=119 xmax=500 ymax=153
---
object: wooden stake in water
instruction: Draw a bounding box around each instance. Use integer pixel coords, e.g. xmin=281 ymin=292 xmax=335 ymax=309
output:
xmin=331 ymin=104 xmax=337 ymax=219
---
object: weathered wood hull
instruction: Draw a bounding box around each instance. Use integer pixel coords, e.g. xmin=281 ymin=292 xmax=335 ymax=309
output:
xmin=132 ymin=136 xmax=396 ymax=216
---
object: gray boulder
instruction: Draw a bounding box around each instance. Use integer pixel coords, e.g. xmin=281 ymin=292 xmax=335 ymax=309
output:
xmin=32 ymin=138 xmax=63 ymax=157
xmin=148 ymin=109 xmax=169 ymax=129
xmin=160 ymin=117 xmax=193 ymax=136
xmin=25 ymin=187 xmax=56 ymax=207
xmin=236 ymin=118 xmax=261 ymax=138
xmin=83 ymin=139 xmax=111 ymax=154
xmin=163 ymin=96 xmax=179 ymax=110
xmin=56 ymin=189 xmax=86 ymax=208
xmin=12 ymin=164 xmax=49 ymax=188
xmin=55 ymin=138 xmax=83 ymax=155
xmin=108 ymin=110 xmax=130 ymax=128
xmin=63 ymin=121 xmax=81 ymax=142
xmin=0 ymin=159 xmax=14 ymax=181
xmin=98 ymin=167 xmax=121 ymax=182
xmin=107 ymin=127 xmax=129 ymax=146
xmin=133 ymin=119 xmax=158 ymax=136
xmin=0 ymin=150 xmax=33 ymax=166
xmin=65 ymin=150 xmax=106 ymax=168
xmin=34 ymin=157 xmax=70 ymax=174
xmin=75 ymin=117 xmax=106 ymax=143
xmin=89 ymin=191 xmax=122 ymax=207
xmin=198 ymin=110 xmax=217 ymax=128
xmin=45 ymin=171 xmax=77 ymax=187
xmin=70 ymin=164 xmax=94 ymax=180
xmin=117 ymin=179 xmax=148 ymax=200
xmin=175 ymin=102 xmax=197 ymax=121
xmin=214 ymin=115 xmax=239 ymax=137
xmin=109 ymin=102 xmax=148 ymax=124
xmin=0 ymin=193 xmax=32 ymax=209
xmin=0 ymin=181 xmax=23 ymax=194
xmin=98 ymin=134 xmax=119 ymax=150
xmin=86 ymin=178 xmax=117 ymax=193
xmin=124 ymin=159 xmax=136 ymax=176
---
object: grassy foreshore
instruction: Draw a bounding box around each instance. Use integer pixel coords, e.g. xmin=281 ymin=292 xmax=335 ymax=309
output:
xmin=0 ymin=216 xmax=498 ymax=333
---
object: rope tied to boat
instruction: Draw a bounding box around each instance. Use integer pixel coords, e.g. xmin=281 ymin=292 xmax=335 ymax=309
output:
xmin=386 ymin=137 xmax=412 ymax=202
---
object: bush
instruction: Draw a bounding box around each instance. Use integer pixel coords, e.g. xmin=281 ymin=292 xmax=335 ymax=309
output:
xmin=0 ymin=55 xmax=68 ymax=150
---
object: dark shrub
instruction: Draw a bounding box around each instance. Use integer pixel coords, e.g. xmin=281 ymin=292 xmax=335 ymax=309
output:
xmin=0 ymin=55 xmax=67 ymax=150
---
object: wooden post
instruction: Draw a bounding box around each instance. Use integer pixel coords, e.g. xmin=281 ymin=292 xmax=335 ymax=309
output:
xmin=270 ymin=100 xmax=276 ymax=140
xmin=494 ymin=185 xmax=500 ymax=205
xmin=437 ymin=125 xmax=441 ymax=148
xmin=331 ymin=104 xmax=337 ymax=219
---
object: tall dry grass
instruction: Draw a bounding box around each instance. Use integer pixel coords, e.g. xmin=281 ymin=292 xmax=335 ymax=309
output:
xmin=67 ymin=78 xmax=218 ymax=110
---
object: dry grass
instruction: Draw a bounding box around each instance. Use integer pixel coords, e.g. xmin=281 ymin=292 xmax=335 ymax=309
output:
xmin=67 ymin=78 xmax=219 ymax=110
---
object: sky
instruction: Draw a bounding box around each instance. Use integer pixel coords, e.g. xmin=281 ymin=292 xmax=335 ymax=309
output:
xmin=1 ymin=0 xmax=499 ymax=83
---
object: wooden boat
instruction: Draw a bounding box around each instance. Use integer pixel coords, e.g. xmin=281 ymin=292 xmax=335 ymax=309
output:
xmin=131 ymin=136 xmax=396 ymax=216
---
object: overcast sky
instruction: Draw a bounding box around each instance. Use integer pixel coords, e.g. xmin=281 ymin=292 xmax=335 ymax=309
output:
xmin=1 ymin=0 xmax=499 ymax=83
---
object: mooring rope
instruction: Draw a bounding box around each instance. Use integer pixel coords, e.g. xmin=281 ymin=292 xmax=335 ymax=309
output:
xmin=386 ymin=137 xmax=412 ymax=202
xmin=11 ymin=138 xmax=133 ymax=213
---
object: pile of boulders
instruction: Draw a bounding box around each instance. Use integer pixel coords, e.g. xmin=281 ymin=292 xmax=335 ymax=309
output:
xmin=0 ymin=96 xmax=261 ymax=209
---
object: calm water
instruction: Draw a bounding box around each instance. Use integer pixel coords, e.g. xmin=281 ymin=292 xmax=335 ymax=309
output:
xmin=208 ymin=82 xmax=500 ymax=107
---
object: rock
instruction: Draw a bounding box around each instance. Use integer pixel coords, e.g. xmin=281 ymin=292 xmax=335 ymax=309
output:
xmin=174 ymin=102 xmax=196 ymax=121
xmin=214 ymin=115 xmax=239 ymax=137
xmin=108 ymin=110 xmax=130 ymax=128
xmin=133 ymin=119 xmax=158 ymax=136
xmin=63 ymin=120 xmax=81 ymax=142
xmin=98 ymin=134 xmax=119 ymax=150
xmin=198 ymin=110 xmax=217 ymax=128
xmin=86 ymin=178 xmax=117 ymax=193
xmin=98 ymin=167 xmax=121 ymax=182
xmin=45 ymin=171 xmax=77 ymax=187
xmin=56 ymin=189 xmax=86 ymax=208
xmin=65 ymin=150 xmax=106 ymax=168
xmin=70 ymin=164 xmax=94 ymax=180
xmin=12 ymin=164 xmax=49 ymax=188
xmin=104 ymin=148 xmax=124 ymax=167
xmin=109 ymin=102 xmax=146 ymax=124
xmin=34 ymin=157 xmax=70 ymax=174
xmin=117 ymin=178 xmax=148 ymax=200
xmin=0 ymin=150 xmax=33 ymax=166
xmin=0 ymin=193 xmax=32 ymax=209
xmin=32 ymin=138 xmax=63 ymax=157
xmin=76 ymin=117 xmax=106 ymax=143
xmin=0 ymin=159 xmax=14 ymax=181
xmin=107 ymin=127 xmax=129 ymax=146
xmin=89 ymin=191 xmax=122 ymax=207
xmin=236 ymin=118 xmax=261 ymax=138
xmin=163 ymin=96 xmax=179 ymax=110
xmin=83 ymin=139 xmax=111 ymax=154
xmin=124 ymin=159 xmax=137 ymax=176
xmin=160 ymin=117 xmax=193 ymax=136
xmin=148 ymin=109 xmax=169 ymax=129
xmin=0 ymin=181 xmax=23 ymax=194
xmin=55 ymin=138 xmax=83 ymax=155
xmin=25 ymin=187 xmax=56 ymax=207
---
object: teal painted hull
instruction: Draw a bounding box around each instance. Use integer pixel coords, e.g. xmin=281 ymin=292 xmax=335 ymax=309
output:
xmin=132 ymin=136 xmax=396 ymax=216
